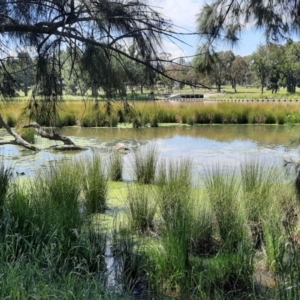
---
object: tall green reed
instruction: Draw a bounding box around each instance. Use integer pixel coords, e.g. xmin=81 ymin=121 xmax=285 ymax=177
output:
xmin=83 ymin=153 xmax=108 ymax=214
xmin=204 ymin=165 xmax=248 ymax=252
xmin=0 ymin=162 xmax=12 ymax=217
xmin=189 ymin=193 xmax=215 ymax=256
xmin=111 ymin=227 xmax=150 ymax=295
xmin=0 ymin=159 xmax=108 ymax=299
xmin=126 ymin=184 xmax=157 ymax=233
xmin=240 ymin=159 xmax=279 ymax=249
xmin=131 ymin=144 xmax=159 ymax=184
xmin=155 ymin=158 xmax=193 ymax=294
xmin=108 ymin=151 xmax=123 ymax=181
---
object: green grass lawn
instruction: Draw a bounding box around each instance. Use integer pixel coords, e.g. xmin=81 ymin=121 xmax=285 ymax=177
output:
xmin=11 ymin=84 xmax=300 ymax=101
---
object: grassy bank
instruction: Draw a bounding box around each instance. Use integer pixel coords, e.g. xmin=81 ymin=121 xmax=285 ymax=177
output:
xmin=1 ymin=150 xmax=300 ymax=299
xmin=2 ymin=100 xmax=300 ymax=128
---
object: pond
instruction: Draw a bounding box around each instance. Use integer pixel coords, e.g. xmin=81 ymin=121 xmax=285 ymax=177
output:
xmin=1 ymin=124 xmax=300 ymax=179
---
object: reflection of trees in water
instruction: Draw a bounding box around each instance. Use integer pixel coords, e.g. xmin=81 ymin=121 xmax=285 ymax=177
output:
xmin=61 ymin=125 xmax=300 ymax=148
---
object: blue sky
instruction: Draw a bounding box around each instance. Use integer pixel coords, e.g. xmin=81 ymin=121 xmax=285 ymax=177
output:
xmin=151 ymin=0 xmax=269 ymax=60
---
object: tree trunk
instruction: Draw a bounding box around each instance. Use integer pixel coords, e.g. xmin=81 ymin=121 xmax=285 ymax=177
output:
xmin=0 ymin=114 xmax=40 ymax=151
xmin=216 ymin=80 xmax=221 ymax=92
xmin=24 ymin=82 xmax=29 ymax=97
xmin=91 ymin=86 xmax=98 ymax=97
xmin=0 ymin=115 xmax=87 ymax=152
xmin=287 ymin=84 xmax=296 ymax=93
xmin=260 ymin=79 xmax=264 ymax=94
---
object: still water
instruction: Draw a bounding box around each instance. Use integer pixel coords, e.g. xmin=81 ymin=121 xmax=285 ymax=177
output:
xmin=1 ymin=125 xmax=300 ymax=178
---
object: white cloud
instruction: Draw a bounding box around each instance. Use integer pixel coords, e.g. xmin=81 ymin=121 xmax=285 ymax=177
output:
xmin=151 ymin=0 xmax=205 ymax=58
xmin=150 ymin=0 xmax=268 ymax=58
xmin=151 ymin=0 xmax=203 ymax=31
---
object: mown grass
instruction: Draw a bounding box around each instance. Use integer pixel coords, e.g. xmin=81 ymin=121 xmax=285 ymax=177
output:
xmin=211 ymin=85 xmax=300 ymax=99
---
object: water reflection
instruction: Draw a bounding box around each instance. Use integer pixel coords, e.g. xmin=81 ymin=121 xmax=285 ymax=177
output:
xmin=0 ymin=125 xmax=299 ymax=178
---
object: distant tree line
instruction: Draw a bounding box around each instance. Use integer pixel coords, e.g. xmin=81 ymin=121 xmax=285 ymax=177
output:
xmin=0 ymin=44 xmax=158 ymax=99
xmin=189 ymin=40 xmax=300 ymax=94
xmin=3 ymin=40 xmax=300 ymax=97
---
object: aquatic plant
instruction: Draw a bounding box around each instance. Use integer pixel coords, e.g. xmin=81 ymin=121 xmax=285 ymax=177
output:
xmin=126 ymin=184 xmax=157 ymax=233
xmin=83 ymin=153 xmax=108 ymax=214
xmin=6 ymin=114 xmax=17 ymax=127
xmin=155 ymin=159 xmax=194 ymax=294
xmin=131 ymin=144 xmax=159 ymax=184
xmin=240 ymin=159 xmax=279 ymax=249
xmin=203 ymin=165 xmax=249 ymax=252
xmin=108 ymin=151 xmax=123 ymax=181
xmin=111 ymin=227 xmax=150 ymax=296
xmin=0 ymin=160 xmax=108 ymax=299
xmin=0 ymin=162 xmax=12 ymax=217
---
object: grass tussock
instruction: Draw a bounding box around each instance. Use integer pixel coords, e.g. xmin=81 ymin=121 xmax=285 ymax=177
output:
xmin=108 ymin=151 xmax=123 ymax=181
xmin=131 ymin=143 xmax=159 ymax=184
xmin=83 ymin=153 xmax=108 ymax=214
xmin=126 ymin=184 xmax=157 ymax=233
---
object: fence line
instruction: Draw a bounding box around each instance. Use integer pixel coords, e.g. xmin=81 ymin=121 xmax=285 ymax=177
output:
xmin=164 ymin=98 xmax=300 ymax=103
xmin=6 ymin=98 xmax=300 ymax=103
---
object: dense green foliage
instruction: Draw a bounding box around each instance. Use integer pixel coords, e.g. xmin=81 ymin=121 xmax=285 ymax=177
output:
xmin=2 ymin=152 xmax=300 ymax=299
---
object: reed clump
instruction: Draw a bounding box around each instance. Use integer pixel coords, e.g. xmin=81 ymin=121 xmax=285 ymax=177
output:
xmin=131 ymin=144 xmax=159 ymax=184
xmin=0 ymin=159 xmax=109 ymax=299
xmin=108 ymin=151 xmax=123 ymax=181
xmin=83 ymin=153 xmax=108 ymax=214
xmin=126 ymin=184 xmax=157 ymax=233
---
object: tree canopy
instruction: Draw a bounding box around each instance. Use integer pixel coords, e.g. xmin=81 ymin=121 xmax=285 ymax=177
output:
xmin=0 ymin=0 xmax=186 ymax=100
xmin=197 ymin=0 xmax=300 ymax=51
xmin=0 ymin=0 xmax=190 ymax=150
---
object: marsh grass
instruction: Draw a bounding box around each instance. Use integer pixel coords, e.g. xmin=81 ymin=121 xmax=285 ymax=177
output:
xmin=156 ymin=158 xmax=192 ymax=228
xmin=0 ymin=163 xmax=12 ymax=216
xmin=6 ymin=114 xmax=17 ymax=127
xmin=20 ymin=127 xmax=35 ymax=143
xmin=80 ymin=102 xmax=121 ymax=127
xmin=240 ymin=159 xmax=280 ymax=249
xmin=189 ymin=194 xmax=215 ymax=256
xmin=108 ymin=151 xmax=123 ymax=181
xmin=154 ymin=159 xmax=194 ymax=294
xmin=2 ymin=99 xmax=300 ymax=128
xmin=126 ymin=184 xmax=157 ymax=233
xmin=3 ymin=152 xmax=300 ymax=298
xmin=29 ymin=159 xmax=84 ymax=236
xmin=204 ymin=166 xmax=248 ymax=252
xmin=57 ymin=113 xmax=77 ymax=126
xmin=111 ymin=227 xmax=150 ymax=295
xmin=83 ymin=153 xmax=108 ymax=214
xmin=0 ymin=159 xmax=110 ymax=299
xmin=131 ymin=144 xmax=159 ymax=184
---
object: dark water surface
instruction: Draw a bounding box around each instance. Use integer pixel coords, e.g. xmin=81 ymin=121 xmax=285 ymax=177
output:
xmin=1 ymin=125 xmax=300 ymax=178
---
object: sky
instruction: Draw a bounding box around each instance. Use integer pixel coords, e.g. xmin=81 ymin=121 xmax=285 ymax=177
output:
xmin=151 ymin=0 xmax=267 ymax=60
